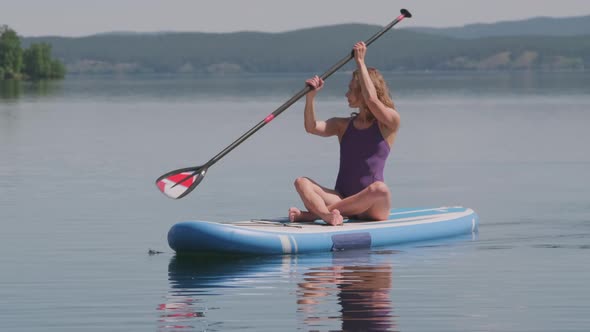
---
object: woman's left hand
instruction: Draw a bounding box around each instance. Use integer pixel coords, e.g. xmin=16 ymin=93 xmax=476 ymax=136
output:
xmin=353 ymin=41 xmax=367 ymax=64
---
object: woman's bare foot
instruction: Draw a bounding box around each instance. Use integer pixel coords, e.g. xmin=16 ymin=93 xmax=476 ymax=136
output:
xmin=289 ymin=207 xmax=320 ymax=222
xmin=289 ymin=207 xmax=303 ymax=222
xmin=323 ymin=209 xmax=343 ymax=226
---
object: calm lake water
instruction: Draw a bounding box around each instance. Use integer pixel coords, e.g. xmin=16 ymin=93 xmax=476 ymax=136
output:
xmin=1 ymin=71 xmax=589 ymax=331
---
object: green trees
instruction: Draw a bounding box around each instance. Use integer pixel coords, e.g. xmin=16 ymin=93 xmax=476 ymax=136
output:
xmin=23 ymin=43 xmax=66 ymax=79
xmin=0 ymin=25 xmax=23 ymax=79
xmin=0 ymin=25 xmax=65 ymax=80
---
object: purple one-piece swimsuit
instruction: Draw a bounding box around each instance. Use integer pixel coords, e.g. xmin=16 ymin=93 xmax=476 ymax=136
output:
xmin=334 ymin=119 xmax=391 ymax=198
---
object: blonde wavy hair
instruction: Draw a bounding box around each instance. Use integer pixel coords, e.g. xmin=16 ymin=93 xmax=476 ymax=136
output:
xmin=350 ymin=68 xmax=395 ymax=121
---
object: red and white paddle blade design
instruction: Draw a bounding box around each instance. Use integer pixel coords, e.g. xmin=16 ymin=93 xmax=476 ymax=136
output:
xmin=156 ymin=171 xmax=198 ymax=199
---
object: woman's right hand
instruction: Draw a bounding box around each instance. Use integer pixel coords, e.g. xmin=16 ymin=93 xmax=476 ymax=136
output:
xmin=305 ymin=75 xmax=324 ymax=97
xmin=353 ymin=41 xmax=367 ymax=65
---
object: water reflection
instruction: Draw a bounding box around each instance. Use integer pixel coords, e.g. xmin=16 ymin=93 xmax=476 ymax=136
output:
xmin=160 ymin=255 xmax=279 ymax=331
xmin=0 ymin=80 xmax=22 ymax=100
xmin=0 ymin=79 xmax=62 ymax=100
xmin=297 ymin=251 xmax=397 ymax=331
xmin=161 ymin=251 xmax=398 ymax=332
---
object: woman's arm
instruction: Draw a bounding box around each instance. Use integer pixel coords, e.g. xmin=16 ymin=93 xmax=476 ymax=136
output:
xmin=353 ymin=42 xmax=400 ymax=131
xmin=304 ymin=75 xmax=344 ymax=137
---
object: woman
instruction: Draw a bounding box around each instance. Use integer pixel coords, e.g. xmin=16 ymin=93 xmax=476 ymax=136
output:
xmin=289 ymin=41 xmax=400 ymax=226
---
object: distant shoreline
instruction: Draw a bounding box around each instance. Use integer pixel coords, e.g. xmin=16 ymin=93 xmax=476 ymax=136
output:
xmin=57 ymin=68 xmax=587 ymax=77
xmin=12 ymin=13 xmax=590 ymax=78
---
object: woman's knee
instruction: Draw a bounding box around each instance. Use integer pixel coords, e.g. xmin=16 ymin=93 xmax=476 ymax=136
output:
xmin=294 ymin=177 xmax=312 ymax=191
xmin=367 ymin=181 xmax=390 ymax=197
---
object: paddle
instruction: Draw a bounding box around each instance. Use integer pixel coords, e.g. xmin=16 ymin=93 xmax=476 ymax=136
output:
xmin=156 ymin=9 xmax=412 ymax=199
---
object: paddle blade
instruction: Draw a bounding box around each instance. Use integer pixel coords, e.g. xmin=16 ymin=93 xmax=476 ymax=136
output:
xmin=155 ymin=166 xmax=207 ymax=199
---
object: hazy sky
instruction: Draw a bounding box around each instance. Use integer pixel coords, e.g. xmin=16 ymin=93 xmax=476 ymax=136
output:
xmin=2 ymin=0 xmax=589 ymax=37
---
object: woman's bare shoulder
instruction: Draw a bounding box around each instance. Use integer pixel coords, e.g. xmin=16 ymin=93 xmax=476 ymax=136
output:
xmin=326 ymin=117 xmax=351 ymax=138
xmin=328 ymin=116 xmax=351 ymax=129
xmin=329 ymin=116 xmax=351 ymax=124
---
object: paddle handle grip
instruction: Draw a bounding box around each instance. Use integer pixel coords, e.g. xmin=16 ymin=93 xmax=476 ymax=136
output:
xmin=320 ymin=9 xmax=412 ymax=81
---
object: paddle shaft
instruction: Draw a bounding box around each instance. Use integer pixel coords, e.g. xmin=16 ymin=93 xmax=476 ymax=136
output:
xmin=204 ymin=10 xmax=411 ymax=169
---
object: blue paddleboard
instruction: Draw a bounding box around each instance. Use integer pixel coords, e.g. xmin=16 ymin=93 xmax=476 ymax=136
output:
xmin=168 ymin=206 xmax=479 ymax=255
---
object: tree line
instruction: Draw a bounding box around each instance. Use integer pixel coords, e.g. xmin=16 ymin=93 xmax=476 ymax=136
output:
xmin=23 ymin=25 xmax=589 ymax=75
xmin=0 ymin=25 xmax=65 ymax=80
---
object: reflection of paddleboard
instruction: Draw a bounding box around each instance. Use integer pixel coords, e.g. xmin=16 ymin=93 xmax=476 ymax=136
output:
xmin=168 ymin=207 xmax=479 ymax=255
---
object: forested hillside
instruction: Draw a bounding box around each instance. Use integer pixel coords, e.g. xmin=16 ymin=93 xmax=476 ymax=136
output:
xmin=21 ymin=18 xmax=590 ymax=74
xmin=409 ymin=15 xmax=590 ymax=38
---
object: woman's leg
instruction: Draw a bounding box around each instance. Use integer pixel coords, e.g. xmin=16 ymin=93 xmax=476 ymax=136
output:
xmin=289 ymin=177 xmax=343 ymax=225
xmin=328 ymin=181 xmax=391 ymax=221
